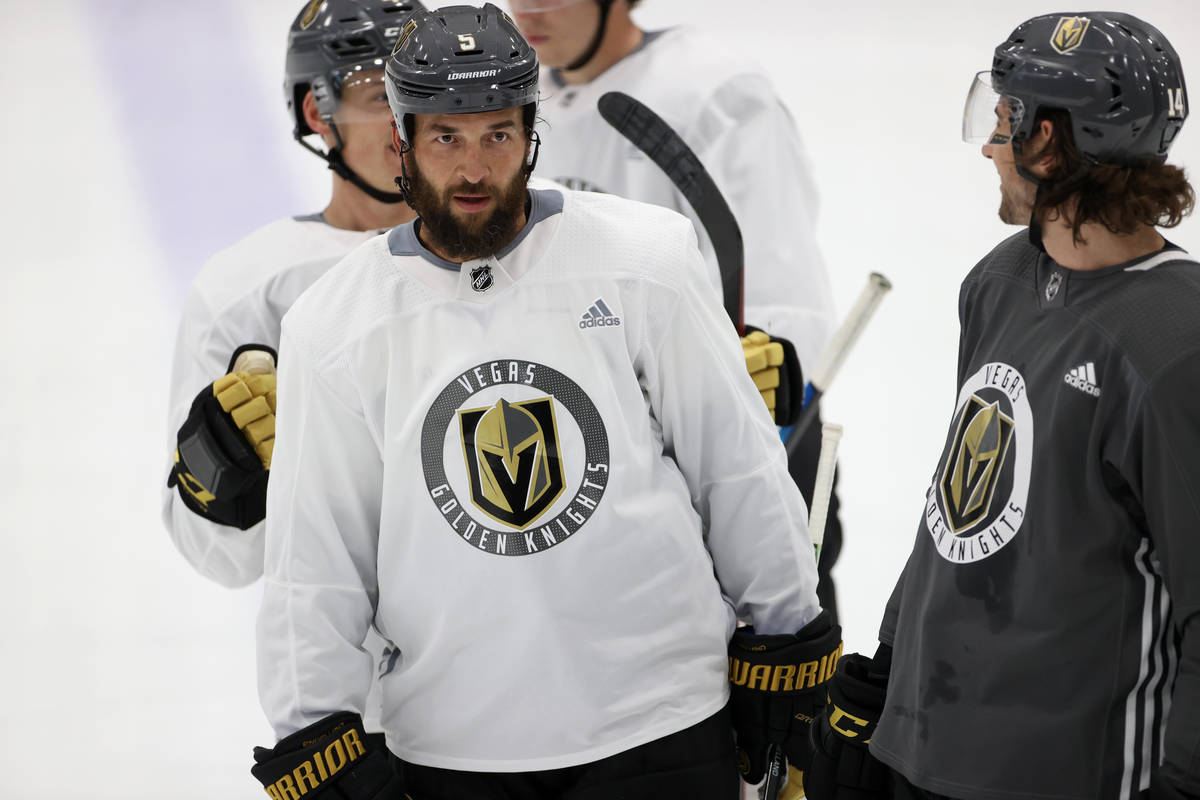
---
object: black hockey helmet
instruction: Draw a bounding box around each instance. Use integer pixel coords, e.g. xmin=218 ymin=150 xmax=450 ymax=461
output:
xmin=964 ymin=12 xmax=1188 ymax=166
xmin=284 ymin=0 xmax=425 ymax=202
xmin=384 ymin=3 xmax=540 ymax=146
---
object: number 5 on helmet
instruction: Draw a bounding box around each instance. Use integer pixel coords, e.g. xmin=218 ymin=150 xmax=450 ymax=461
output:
xmin=167 ymin=345 xmax=277 ymax=530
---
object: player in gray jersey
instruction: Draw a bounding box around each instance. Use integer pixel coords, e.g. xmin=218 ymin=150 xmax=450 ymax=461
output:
xmin=803 ymin=12 xmax=1199 ymax=800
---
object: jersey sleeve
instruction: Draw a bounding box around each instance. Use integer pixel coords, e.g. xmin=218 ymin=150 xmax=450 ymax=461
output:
xmin=161 ymin=288 xmax=268 ymax=588
xmin=640 ymin=221 xmax=821 ymax=636
xmin=689 ymin=73 xmax=834 ymax=377
xmin=1131 ymin=348 xmax=1200 ymax=792
xmin=256 ymin=324 xmax=382 ymax=739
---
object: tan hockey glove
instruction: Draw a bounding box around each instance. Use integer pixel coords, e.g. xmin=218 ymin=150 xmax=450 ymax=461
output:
xmin=213 ymin=370 xmax=277 ymax=467
xmin=167 ymin=346 xmax=277 ymax=529
xmin=741 ymin=328 xmax=804 ymax=425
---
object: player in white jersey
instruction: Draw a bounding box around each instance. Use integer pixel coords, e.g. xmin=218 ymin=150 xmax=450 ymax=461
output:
xmin=250 ymin=6 xmax=840 ymax=800
xmin=163 ymin=0 xmax=421 ymax=588
xmin=508 ymin=0 xmax=846 ymax=632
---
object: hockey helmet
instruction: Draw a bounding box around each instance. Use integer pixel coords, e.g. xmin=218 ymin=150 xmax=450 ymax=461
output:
xmin=964 ymin=12 xmax=1187 ymax=165
xmin=285 ymin=0 xmax=425 ymax=137
xmin=385 ymin=3 xmax=540 ymax=146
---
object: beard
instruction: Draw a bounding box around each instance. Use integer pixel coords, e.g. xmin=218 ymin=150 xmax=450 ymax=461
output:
xmin=998 ymin=185 xmax=1029 ymax=225
xmin=997 ymin=170 xmax=1038 ymax=225
xmin=406 ymin=156 xmax=529 ymax=261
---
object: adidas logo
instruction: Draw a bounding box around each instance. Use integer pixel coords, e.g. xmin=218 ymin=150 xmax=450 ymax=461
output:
xmin=579 ymin=298 xmax=621 ymax=329
xmin=1064 ymin=361 xmax=1101 ymax=397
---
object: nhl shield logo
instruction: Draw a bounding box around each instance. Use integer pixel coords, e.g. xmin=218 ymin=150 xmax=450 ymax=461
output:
xmin=1045 ymin=271 xmax=1063 ymax=301
xmin=470 ymin=265 xmax=494 ymax=292
xmin=1050 ymin=16 xmax=1091 ymax=54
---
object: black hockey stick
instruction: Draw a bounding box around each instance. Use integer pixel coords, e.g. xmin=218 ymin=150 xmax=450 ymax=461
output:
xmin=597 ymin=91 xmax=744 ymax=333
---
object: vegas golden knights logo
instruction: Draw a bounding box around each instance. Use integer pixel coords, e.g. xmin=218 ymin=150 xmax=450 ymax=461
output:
xmin=299 ymin=0 xmax=324 ymax=30
xmin=459 ymin=397 xmax=565 ymax=529
xmin=1051 ymin=16 xmax=1091 ymax=54
xmin=939 ymin=395 xmax=1015 ymax=533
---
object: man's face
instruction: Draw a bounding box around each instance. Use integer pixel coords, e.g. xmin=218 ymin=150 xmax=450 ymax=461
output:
xmin=328 ymin=70 xmax=404 ymax=194
xmin=981 ymin=102 xmax=1037 ymax=225
xmin=402 ymin=107 xmax=530 ymax=261
xmin=510 ymin=0 xmax=600 ymax=70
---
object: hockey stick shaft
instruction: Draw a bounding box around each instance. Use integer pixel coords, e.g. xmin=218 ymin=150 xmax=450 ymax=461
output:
xmin=760 ymin=422 xmax=844 ymax=800
xmin=785 ymin=272 xmax=891 ymax=457
xmin=597 ymin=91 xmax=745 ymax=333
xmin=808 ymin=422 xmax=843 ymax=560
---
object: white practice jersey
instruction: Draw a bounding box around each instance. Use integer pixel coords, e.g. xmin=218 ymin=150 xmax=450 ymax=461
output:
xmin=257 ymin=187 xmax=821 ymax=771
xmin=534 ymin=26 xmax=834 ymax=375
xmin=162 ymin=215 xmax=382 ymax=587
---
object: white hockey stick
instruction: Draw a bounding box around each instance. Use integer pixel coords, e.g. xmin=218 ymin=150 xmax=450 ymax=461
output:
xmin=807 ymin=422 xmax=843 ymax=560
xmin=785 ymin=272 xmax=891 ymax=457
xmin=760 ymin=422 xmax=844 ymax=800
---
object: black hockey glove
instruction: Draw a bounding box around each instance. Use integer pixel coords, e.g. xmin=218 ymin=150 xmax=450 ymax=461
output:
xmin=729 ymin=610 xmax=843 ymax=786
xmin=803 ymin=647 xmax=893 ymax=800
xmin=251 ymin=711 xmax=410 ymax=800
xmin=741 ymin=326 xmax=804 ymax=426
xmin=167 ymin=346 xmax=276 ymax=530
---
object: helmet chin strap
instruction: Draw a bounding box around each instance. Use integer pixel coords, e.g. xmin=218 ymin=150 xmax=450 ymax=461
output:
xmin=295 ymin=120 xmax=409 ymax=205
xmin=564 ymin=0 xmax=615 ymax=72
xmin=395 ymin=141 xmax=415 ymax=210
xmin=1013 ymin=139 xmax=1092 ymax=253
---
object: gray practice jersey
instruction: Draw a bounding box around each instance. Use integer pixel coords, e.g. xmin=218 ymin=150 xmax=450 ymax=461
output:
xmin=874 ymin=232 xmax=1200 ymax=799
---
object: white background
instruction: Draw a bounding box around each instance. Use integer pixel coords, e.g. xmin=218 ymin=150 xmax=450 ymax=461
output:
xmin=3 ymin=1 xmax=1198 ymax=796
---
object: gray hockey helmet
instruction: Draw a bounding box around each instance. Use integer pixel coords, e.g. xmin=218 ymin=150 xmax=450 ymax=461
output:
xmin=285 ymin=0 xmax=425 ymax=137
xmin=385 ymin=3 xmax=539 ymax=146
xmin=964 ymin=12 xmax=1188 ymax=165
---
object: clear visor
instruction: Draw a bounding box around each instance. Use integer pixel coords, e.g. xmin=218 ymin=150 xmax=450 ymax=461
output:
xmin=962 ymin=70 xmax=1025 ymax=146
xmin=507 ymin=0 xmax=589 ymax=13
xmin=328 ymin=65 xmax=393 ymax=127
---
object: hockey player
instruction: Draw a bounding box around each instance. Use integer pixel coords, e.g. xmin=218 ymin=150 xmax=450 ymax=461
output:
xmin=507 ymin=0 xmax=846 ymax=627
xmin=805 ymin=13 xmax=1199 ymax=800
xmin=250 ymin=6 xmax=840 ymax=799
xmin=163 ymin=0 xmax=421 ymax=588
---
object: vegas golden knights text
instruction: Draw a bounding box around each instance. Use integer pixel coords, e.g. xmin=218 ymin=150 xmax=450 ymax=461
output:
xmin=728 ymin=642 xmax=843 ymax=692
xmin=263 ymin=728 xmax=367 ymax=799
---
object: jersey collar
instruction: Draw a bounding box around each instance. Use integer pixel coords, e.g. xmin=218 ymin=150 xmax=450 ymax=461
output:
xmin=386 ymin=187 xmax=564 ymax=271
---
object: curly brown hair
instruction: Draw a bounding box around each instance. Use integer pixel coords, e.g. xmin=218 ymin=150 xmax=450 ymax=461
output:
xmin=1020 ymin=108 xmax=1195 ymax=245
